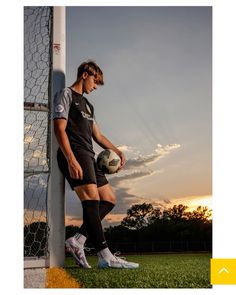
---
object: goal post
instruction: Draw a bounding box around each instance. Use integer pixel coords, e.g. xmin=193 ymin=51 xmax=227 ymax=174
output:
xmin=47 ymin=6 xmax=66 ymax=267
xmin=24 ymin=6 xmax=66 ymax=269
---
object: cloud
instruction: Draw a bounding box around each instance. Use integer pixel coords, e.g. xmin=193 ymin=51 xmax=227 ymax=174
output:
xmin=112 ymin=187 xmax=141 ymax=213
xmin=124 ymin=144 xmax=181 ymax=170
xmin=65 ymin=216 xmax=83 ymax=227
xmin=170 ymin=194 xmax=212 ymax=211
xmin=109 ymin=169 xmax=156 ymax=186
xmin=108 ymin=143 xmax=180 ymax=186
xmin=116 ymin=145 xmax=134 ymax=153
xmin=24 ymin=209 xmax=47 ymax=225
xmin=102 ymin=213 xmax=127 ymax=227
xmin=24 ymin=173 xmax=48 ymax=210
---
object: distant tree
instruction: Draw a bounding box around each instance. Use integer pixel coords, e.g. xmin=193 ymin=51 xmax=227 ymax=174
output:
xmin=147 ymin=207 xmax=162 ymax=224
xmin=104 ymin=202 xmax=212 ymax=252
xmin=186 ymin=206 xmax=212 ymax=222
xmin=163 ymin=204 xmax=188 ymax=222
xmin=121 ymin=203 xmax=154 ymax=229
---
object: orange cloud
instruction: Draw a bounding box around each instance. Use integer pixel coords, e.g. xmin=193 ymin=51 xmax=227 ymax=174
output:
xmin=170 ymin=195 xmax=212 ymax=211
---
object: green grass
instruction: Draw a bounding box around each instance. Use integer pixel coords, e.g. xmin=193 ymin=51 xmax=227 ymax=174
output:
xmin=64 ymin=253 xmax=211 ymax=288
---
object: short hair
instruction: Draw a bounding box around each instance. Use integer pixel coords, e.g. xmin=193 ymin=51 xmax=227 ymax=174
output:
xmin=77 ymin=60 xmax=104 ymax=85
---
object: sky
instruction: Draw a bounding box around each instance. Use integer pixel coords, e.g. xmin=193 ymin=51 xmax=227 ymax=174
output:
xmin=64 ymin=6 xmax=212 ymax=227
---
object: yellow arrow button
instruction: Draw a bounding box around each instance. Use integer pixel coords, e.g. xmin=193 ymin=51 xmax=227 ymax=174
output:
xmin=211 ymin=259 xmax=236 ymax=284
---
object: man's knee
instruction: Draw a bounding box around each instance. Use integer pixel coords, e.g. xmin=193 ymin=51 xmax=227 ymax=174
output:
xmin=98 ymin=184 xmax=116 ymax=205
xmin=74 ymin=184 xmax=100 ymax=201
xmin=107 ymin=194 xmax=116 ymax=205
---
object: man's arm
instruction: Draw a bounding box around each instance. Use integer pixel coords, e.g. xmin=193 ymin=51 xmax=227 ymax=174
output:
xmin=54 ymin=118 xmax=83 ymax=179
xmin=92 ymin=122 xmax=126 ymax=170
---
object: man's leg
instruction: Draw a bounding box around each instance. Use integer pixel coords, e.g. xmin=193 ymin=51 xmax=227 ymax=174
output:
xmin=96 ymin=185 xmax=139 ymax=268
xmin=76 ymin=184 xmax=116 ymax=239
xmin=66 ymin=183 xmax=139 ymax=269
xmin=74 ymin=184 xmax=109 ymax=249
xmin=66 ymin=184 xmax=113 ymax=267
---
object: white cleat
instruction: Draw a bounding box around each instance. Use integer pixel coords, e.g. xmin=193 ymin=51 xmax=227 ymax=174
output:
xmin=98 ymin=252 xmax=139 ymax=269
xmin=65 ymin=237 xmax=91 ymax=269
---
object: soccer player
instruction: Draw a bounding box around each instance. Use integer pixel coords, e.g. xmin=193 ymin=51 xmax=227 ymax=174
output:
xmin=53 ymin=60 xmax=139 ymax=269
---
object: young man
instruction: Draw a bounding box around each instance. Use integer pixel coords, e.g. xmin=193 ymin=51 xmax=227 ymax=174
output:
xmin=53 ymin=60 xmax=139 ymax=269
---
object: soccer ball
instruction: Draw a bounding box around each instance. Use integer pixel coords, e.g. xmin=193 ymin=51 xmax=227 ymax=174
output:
xmin=97 ymin=149 xmax=121 ymax=174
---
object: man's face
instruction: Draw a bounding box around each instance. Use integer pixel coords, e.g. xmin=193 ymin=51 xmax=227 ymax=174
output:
xmin=83 ymin=73 xmax=98 ymax=94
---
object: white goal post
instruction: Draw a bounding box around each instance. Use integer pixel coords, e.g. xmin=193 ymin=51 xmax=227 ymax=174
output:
xmin=47 ymin=6 xmax=66 ymax=268
xmin=24 ymin=6 xmax=66 ymax=269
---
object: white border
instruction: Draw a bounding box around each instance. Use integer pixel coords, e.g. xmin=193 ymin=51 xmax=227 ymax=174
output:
xmin=22 ymin=0 xmax=214 ymax=6
xmin=2 ymin=0 xmax=236 ymax=293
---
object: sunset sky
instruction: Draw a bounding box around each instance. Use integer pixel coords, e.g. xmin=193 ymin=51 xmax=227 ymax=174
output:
xmin=64 ymin=6 xmax=212 ymax=227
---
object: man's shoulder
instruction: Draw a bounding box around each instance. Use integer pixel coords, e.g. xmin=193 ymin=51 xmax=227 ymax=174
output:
xmin=56 ymin=87 xmax=73 ymax=103
xmin=53 ymin=87 xmax=73 ymax=119
xmin=62 ymin=87 xmax=73 ymax=97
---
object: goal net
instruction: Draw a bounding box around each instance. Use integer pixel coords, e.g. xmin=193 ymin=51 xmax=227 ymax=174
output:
xmin=24 ymin=7 xmax=52 ymax=261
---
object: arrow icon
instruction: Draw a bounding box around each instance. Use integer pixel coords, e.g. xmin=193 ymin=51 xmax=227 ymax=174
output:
xmin=218 ymin=267 xmax=230 ymax=274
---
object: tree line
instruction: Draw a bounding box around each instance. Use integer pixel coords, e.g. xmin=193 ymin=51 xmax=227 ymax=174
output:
xmin=24 ymin=203 xmax=212 ymax=256
xmin=109 ymin=203 xmax=211 ymax=251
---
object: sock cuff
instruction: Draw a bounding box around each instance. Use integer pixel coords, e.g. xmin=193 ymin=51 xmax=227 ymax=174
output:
xmin=82 ymin=200 xmax=100 ymax=207
xmin=100 ymin=200 xmax=115 ymax=207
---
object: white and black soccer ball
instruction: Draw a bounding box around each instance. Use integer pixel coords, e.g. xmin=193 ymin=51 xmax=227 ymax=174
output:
xmin=97 ymin=149 xmax=121 ymax=174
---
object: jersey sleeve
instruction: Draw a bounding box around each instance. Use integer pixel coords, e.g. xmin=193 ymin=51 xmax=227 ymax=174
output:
xmin=53 ymin=87 xmax=72 ymax=120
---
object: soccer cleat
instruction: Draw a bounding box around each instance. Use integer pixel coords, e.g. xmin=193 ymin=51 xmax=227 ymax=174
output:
xmin=65 ymin=237 xmax=91 ymax=268
xmin=97 ymin=252 xmax=139 ymax=269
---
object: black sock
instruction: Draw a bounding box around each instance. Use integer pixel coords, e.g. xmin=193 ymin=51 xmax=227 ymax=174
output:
xmin=81 ymin=200 xmax=108 ymax=252
xmin=79 ymin=200 xmax=114 ymax=238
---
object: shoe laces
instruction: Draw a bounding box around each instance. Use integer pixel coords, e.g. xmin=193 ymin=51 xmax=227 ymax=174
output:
xmin=72 ymin=243 xmax=93 ymax=256
xmin=72 ymin=239 xmax=93 ymax=253
xmin=113 ymin=251 xmax=127 ymax=263
xmin=84 ymin=246 xmax=94 ymax=252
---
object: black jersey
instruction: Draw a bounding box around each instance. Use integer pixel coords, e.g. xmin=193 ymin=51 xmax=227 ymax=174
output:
xmin=53 ymin=87 xmax=95 ymax=156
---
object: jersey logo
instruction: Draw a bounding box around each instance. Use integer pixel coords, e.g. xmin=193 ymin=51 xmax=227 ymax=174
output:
xmin=55 ymin=104 xmax=64 ymax=113
xmin=81 ymin=111 xmax=94 ymax=121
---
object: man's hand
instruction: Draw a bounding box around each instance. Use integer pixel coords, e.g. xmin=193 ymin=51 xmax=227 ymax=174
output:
xmin=117 ymin=151 xmax=126 ymax=171
xmin=68 ymin=158 xmax=83 ymax=179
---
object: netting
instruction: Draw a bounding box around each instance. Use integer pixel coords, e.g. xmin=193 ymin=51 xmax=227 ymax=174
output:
xmin=24 ymin=6 xmax=52 ymax=258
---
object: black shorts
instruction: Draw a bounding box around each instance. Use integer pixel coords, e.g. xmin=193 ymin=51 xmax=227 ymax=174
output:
xmin=57 ymin=149 xmax=108 ymax=190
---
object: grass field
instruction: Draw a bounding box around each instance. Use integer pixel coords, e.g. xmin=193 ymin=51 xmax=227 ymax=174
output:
xmin=64 ymin=253 xmax=211 ymax=288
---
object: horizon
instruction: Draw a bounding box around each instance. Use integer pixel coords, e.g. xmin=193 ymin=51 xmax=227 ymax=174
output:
xmin=24 ymin=197 xmax=212 ymax=228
